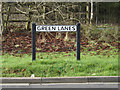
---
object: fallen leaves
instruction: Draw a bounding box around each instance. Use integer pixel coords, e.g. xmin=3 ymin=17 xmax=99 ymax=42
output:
xmin=21 ymin=69 xmax=26 ymax=72
xmin=13 ymin=69 xmax=26 ymax=74
xmin=2 ymin=31 xmax=118 ymax=56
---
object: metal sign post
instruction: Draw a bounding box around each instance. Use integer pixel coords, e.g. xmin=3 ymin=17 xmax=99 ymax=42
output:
xmin=77 ymin=23 xmax=80 ymax=60
xmin=32 ymin=22 xmax=80 ymax=61
xmin=32 ymin=23 xmax=36 ymax=61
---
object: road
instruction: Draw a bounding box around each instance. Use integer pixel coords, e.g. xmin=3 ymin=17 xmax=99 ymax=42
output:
xmin=0 ymin=83 xmax=119 ymax=88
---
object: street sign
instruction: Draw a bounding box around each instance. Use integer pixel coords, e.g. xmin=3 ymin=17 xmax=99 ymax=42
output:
xmin=36 ymin=25 xmax=77 ymax=32
xmin=32 ymin=23 xmax=80 ymax=61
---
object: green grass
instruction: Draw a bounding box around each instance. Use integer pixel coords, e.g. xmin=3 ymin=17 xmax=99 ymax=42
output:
xmin=2 ymin=49 xmax=118 ymax=77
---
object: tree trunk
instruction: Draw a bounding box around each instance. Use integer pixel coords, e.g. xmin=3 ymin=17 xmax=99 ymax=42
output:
xmin=0 ymin=2 xmax=2 ymax=34
xmin=26 ymin=5 xmax=31 ymax=31
xmin=95 ymin=2 xmax=98 ymax=25
xmin=41 ymin=3 xmax=46 ymax=42
xmin=0 ymin=2 xmax=2 ymax=68
xmin=90 ymin=0 xmax=93 ymax=24
xmin=86 ymin=2 xmax=89 ymax=24
xmin=64 ymin=6 xmax=69 ymax=41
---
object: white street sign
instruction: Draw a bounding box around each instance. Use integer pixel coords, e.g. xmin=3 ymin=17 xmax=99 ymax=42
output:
xmin=36 ymin=25 xmax=77 ymax=32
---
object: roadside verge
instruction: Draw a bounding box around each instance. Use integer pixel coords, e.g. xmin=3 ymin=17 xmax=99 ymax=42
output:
xmin=1 ymin=76 xmax=119 ymax=83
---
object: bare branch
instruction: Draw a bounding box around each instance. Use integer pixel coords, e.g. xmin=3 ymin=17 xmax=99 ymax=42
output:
xmin=15 ymin=7 xmax=27 ymax=14
xmin=31 ymin=5 xmax=61 ymax=18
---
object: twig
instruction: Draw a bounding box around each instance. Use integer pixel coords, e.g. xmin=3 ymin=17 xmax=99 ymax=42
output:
xmin=15 ymin=7 xmax=27 ymax=14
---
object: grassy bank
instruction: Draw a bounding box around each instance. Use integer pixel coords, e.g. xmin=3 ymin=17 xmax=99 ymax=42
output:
xmin=2 ymin=49 xmax=118 ymax=77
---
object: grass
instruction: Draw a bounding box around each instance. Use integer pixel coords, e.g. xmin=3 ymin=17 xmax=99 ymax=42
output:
xmin=1 ymin=49 xmax=118 ymax=77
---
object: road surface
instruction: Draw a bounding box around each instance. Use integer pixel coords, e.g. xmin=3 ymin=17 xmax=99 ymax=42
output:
xmin=0 ymin=82 xmax=119 ymax=88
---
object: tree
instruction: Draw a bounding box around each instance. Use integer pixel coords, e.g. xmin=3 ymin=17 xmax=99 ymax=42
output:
xmin=0 ymin=2 xmax=2 ymax=33
xmin=90 ymin=0 xmax=93 ymax=24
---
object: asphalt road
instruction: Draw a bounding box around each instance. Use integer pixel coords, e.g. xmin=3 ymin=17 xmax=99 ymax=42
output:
xmin=1 ymin=83 xmax=119 ymax=88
